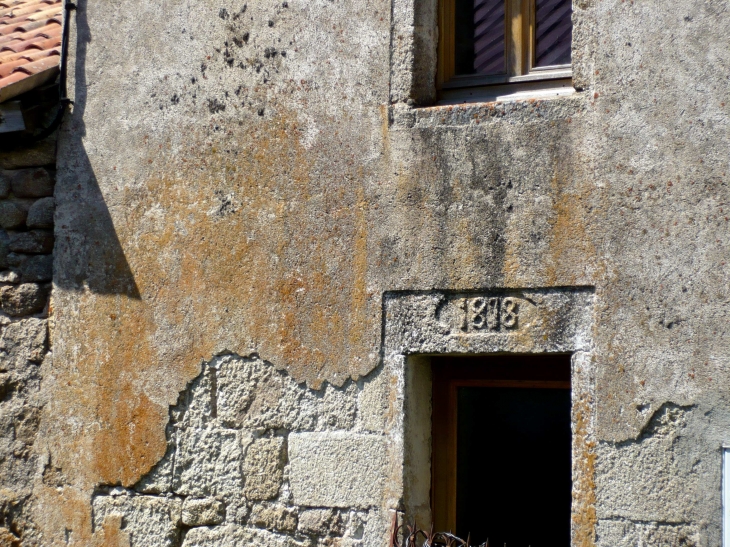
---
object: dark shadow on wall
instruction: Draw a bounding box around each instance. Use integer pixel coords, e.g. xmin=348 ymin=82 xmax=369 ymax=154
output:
xmin=54 ymin=0 xmax=140 ymax=298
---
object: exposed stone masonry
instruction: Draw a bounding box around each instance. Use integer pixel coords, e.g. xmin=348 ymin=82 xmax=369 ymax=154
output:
xmin=91 ymin=354 xmax=391 ymax=547
xmin=0 ymin=168 xmax=53 ymax=316
xmin=0 ymin=165 xmax=53 ymax=546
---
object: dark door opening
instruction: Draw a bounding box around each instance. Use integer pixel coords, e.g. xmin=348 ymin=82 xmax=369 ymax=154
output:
xmin=432 ymin=355 xmax=572 ymax=547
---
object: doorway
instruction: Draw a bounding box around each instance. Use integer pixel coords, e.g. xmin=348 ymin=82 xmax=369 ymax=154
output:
xmin=431 ymin=354 xmax=572 ymax=547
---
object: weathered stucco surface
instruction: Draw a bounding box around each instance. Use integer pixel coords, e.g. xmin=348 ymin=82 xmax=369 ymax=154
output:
xmin=10 ymin=0 xmax=728 ymax=544
xmin=87 ymin=353 xmax=392 ymax=547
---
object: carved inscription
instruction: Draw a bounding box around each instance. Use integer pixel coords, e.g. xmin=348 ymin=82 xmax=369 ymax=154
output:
xmin=457 ymin=296 xmax=519 ymax=332
xmin=436 ymin=295 xmax=529 ymax=334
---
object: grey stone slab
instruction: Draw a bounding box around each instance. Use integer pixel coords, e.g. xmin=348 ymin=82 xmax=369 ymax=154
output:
xmin=0 ymin=283 xmax=45 ymax=317
xmin=384 ymin=289 xmax=594 ymax=356
xmin=0 ymin=201 xmax=27 ymax=229
xmin=182 ymin=525 xmax=308 ymax=547
xmin=92 ymin=493 xmax=182 ymax=547
xmin=20 ymin=254 xmax=52 ymax=283
xmin=8 ymin=168 xmax=53 ymax=198
xmin=172 ymin=427 xmax=244 ymax=498
xmin=242 ymin=436 xmax=286 ymax=500
xmin=289 ymin=433 xmax=386 ymax=508
xmin=26 ymin=197 xmax=54 ymax=229
xmin=181 ymin=498 xmax=225 ymax=526
xmin=596 ymin=520 xmax=699 ymax=547
xmin=7 ymin=230 xmax=53 ymax=254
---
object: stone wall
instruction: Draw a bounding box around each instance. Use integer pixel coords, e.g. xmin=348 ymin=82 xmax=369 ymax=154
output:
xmin=27 ymin=0 xmax=730 ymax=545
xmin=91 ymin=354 xmax=392 ymax=547
xmin=0 ymin=142 xmax=55 ymax=546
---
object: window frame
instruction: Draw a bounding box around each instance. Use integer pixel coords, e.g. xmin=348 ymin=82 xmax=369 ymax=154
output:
xmin=431 ymin=356 xmax=572 ymax=535
xmin=437 ymin=0 xmax=572 ymax=92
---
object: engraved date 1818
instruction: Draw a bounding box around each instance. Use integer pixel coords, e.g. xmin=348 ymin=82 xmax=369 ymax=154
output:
xmin=457 ymin=296 xmax=519 ymax=333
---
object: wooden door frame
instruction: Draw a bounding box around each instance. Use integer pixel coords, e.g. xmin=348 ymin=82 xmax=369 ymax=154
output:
xmin=431 ymin=356 xmax=571 ymax=534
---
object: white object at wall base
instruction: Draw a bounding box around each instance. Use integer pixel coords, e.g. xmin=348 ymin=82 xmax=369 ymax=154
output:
xmin=722 ymin=445 xmax=730 ymax=547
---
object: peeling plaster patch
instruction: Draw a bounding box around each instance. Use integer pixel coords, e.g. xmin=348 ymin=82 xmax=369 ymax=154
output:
xmin=596 ymin=404 xmax=699 ymax=524
xmin=90 ymin=353 xmax=392 ymax=547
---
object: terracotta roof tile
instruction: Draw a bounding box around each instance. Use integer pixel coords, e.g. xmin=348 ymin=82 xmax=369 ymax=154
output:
xmin=0 ymin=0 xmax=61 ymax=102
xmin=14 ymin=54 xmax=55 ymax=74
xmin=0 ymin=70 xmax=27 ymax=87
xmin=0 ymin=56 xmax=27 ymax=76
xmin=0 ymin=45 xmax=55 ymax=65
xmin=1 ymin=34 xmax=47 ymax=52
xmin=25 ymin=6 xmax=61 ymax=21
xmin=1 ymin=1 xmax=56 ymax=19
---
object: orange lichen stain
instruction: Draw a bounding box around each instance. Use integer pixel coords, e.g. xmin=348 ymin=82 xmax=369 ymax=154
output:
xmin=504 ymin=158 xmax=599 ymax=287
xmin=544 ymin=173 xmax=598 ymax=286
xmin=350 ymin=173 xmax=369 ymax=357
xmin=46 ymin=107 xmax=381 ymax=544
xmin=91 ymin=515 xmax=131 ymax=547
xmin=572 ymin=396 xmax=597 ymax=547
xmin=41 ymin=104 xmax=381 ymax=545
xmin=31 ymin=484 xmax=97 ymax=546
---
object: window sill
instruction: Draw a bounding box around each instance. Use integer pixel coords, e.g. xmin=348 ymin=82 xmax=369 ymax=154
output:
xmin=441 ymin=68 xmax=572 ymax=90
xmin=437 ymin=77 xmax=574 ymax=105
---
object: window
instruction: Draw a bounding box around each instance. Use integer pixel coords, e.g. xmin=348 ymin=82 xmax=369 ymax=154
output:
xmin=438 ymin=0 xmax=573 ymax=98
xmin=431 ymin=355 xmax=572 ymax=546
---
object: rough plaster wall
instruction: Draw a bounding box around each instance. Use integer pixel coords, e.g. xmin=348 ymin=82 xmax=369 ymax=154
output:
xmin=35 ymin=0 xmax=730 ymax=545
xmin=89 ymin=354 xmax=393 ymax=547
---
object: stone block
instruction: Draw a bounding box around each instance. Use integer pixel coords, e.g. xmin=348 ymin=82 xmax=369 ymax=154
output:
xmin=0 ymin=135 xmax=55 ymax=170
xmin=596 ymin=520 xmax=699 ymax=547
xmin=26 ymin=197 xmax=54 ymax=228
xmin=358 ymin=370 xmax=390 ymax=433
xmin=360 ymin=509 xmax=391 ymax=547
xmin=289 ymin=433 xmax=386 ymax=508
xmin=347 ymin=511 xmax=366 ymax=539
xmin=0 ymin=201 xmax=26 ymax=229
xmin=20 ymin=255 xmax=52 ymax=282
xmin=182 ymin=524 xmax=308 ymax=547
xmin=92 ymin=493 xmax=182 ymax=547
xmin=311 ymin=383 xmax=358 ymax=430
xmin=242 ymin=436 xmax=286 ymax=500
xmin=5 ymin=253 xmax=26 ymax=268
xmin=0 ymin=317 xmax=47 ymax=369
xmin=0 ymin=174 xmax=9 ymax=198
xmin=8 ymin=168 xmax=53 ymax=198
xmin=0 ymin=283 xmax=45 ymax=316
xmin=298 ymin=508 xmax=343 ymax=536
xmin=0 ymin=270 xmax=19 ymax=284
xmin=181 ymin=498 xmax=225 ymax=526
xmin=595 ymin=406 xmax=697 ymax=522
xmin=173 ymin=427 xmax=244 ymax=497
xmin=250 ymin=503 xmax=298 ymax=533
xmin=215 ymin=356 xmax=261 ymax=428
xmin=218 ymin=356 xmax=314 ymax=431
xmin=216 ymin=356 xmax=358 ymax=432
xmin=173 ymin=364 xmax=217 ymax=430
xmin=7 ymin=230 xmax=53 ymax=253
xmin=0 ymin=232 xmax=8 ymax=270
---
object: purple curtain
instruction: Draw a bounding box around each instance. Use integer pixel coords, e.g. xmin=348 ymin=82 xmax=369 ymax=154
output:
xmin=535 ymin=0 xmax=572 ymax=67
xmin=473 ymin=0 xmax=505 ymax=74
